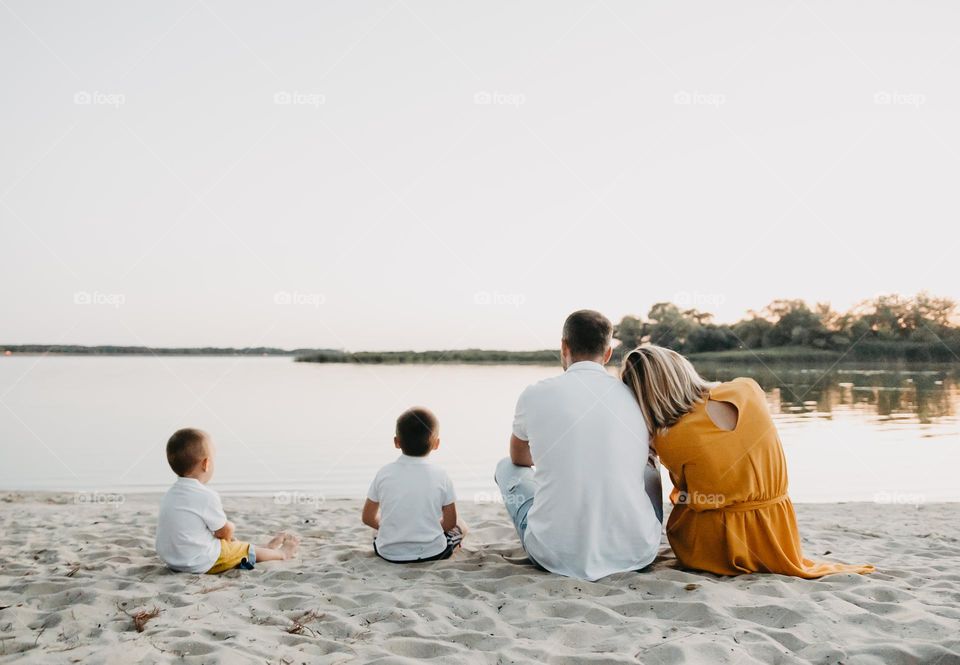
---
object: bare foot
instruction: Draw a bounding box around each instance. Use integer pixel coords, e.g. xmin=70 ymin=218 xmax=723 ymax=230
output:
xmin=265 ymin=532 xmax=287 ymax=550
xmin=280 ymin=533 xmax=300 ymax=559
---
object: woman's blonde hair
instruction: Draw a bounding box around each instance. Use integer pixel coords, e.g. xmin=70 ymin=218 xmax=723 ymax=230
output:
xmin=620 ymin=345 xmax=713 ymax=435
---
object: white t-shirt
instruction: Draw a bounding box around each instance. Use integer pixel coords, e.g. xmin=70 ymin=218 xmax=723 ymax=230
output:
xmin=367 ymin=454 xmax=456 ymax=561
xmin=512 ymin=360 xmax=661 ymax=581
xmin=156 ymin=477 xmax=227 ymax=573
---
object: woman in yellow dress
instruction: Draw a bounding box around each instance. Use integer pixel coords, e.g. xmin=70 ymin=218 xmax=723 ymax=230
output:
xmin=621 ymin=345 xmax=874 ymax=578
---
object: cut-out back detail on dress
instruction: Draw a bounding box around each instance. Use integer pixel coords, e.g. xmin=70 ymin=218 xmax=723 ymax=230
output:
xmin=705 ymin=399 xmax=738 ymax=431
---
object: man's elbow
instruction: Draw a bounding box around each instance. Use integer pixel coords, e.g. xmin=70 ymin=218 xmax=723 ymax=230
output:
xmin=509 ymin=436 xmax=534 ymax=467
xmin=510 ymin=448 xmax=534 ymax=467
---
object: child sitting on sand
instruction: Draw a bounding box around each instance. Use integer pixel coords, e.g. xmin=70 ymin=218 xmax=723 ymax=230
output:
xmin=156 ymin=428 xmax=299 ymax=574
xmin=362 ymin=407 xmax=465 ymax=563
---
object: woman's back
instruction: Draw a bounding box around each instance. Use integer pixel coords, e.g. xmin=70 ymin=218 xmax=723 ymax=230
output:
xmin=660 ymin=378 xmax=787 ymax=510
xmin=655 ymin=377 xmax=873 ymax=578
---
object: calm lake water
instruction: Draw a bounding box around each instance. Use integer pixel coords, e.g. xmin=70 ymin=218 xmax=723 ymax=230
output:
xmin=0 ymin=356 xmax=957 ymax=503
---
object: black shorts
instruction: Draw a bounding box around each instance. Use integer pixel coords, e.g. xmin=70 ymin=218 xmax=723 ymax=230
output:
xmin=374 ymin=527 xmax=463 ymax=564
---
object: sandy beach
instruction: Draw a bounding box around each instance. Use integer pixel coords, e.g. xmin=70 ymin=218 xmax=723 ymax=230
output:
xmin=0 ymin=493 xmax=958 ymax=664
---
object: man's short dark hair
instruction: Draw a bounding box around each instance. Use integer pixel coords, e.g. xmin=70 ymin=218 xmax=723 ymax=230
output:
xmin=166 ymin=428 xmax=208 ymax=476
xmin=395 ymin=407 xmax=438 ymax=457
xmin=562 ymin=309 xmax=613 ymax=359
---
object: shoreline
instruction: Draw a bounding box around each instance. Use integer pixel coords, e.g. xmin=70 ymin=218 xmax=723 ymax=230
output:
xmin=1 ymin=493 xmax=958 ymax=663
xmin=4 ymin=346 xmax=960 ymax=366
xmin=3 ymin=489 xmax=957 ymax=505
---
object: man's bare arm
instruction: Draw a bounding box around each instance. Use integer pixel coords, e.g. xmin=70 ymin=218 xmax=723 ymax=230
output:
xmin=510 ymin=434 xmax=534 ymax=467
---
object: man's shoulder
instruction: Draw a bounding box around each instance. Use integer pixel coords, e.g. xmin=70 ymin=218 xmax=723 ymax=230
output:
xmin=519 ymin=372 xmax=572 ymax=399
xmin=525 ymin=366 xmax=623 ymax=395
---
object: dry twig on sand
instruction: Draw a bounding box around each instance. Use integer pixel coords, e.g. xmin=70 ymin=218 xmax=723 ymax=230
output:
xmin=117 ymin=603 xmax=162 ymax=633
xmin=286 ymin=610 xmax=324 ymax=637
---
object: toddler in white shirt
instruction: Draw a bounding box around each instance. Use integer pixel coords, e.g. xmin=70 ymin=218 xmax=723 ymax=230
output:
xmin=361 ymin=408 xmax=465 ymax=563
xmin=156 ymin=428 xmax=299 ymax=574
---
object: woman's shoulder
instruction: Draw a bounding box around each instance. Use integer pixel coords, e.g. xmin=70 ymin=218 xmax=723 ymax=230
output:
xmin=656 ymin=394 xmax=708 ymax=444
xmin=711 ymin=377 xmax=763 ymax=398
xmin=706 ymin=379 xmax=766 ymax=416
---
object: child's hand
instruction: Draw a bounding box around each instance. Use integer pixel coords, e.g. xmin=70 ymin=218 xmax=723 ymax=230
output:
xmin=213 ymin=520 xmax=236 ymax=541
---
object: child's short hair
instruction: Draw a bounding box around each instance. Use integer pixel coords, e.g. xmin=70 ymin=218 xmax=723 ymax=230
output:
xmin=395 ymin=407 xmax=438 ymax=457
xmin=166 ymin=428 xmax=209 ymax=476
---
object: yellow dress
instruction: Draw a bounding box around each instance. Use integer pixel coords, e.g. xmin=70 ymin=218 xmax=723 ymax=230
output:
xmin=655 ymin=378 xmax=875 ymax=578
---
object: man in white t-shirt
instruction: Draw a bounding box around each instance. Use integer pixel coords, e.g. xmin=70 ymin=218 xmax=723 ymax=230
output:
xmin=495 ymin=310 xmax=663 ymax=581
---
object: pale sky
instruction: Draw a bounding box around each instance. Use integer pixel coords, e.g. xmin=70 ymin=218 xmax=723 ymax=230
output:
xmin=2 ymin=1 xmax=958 ymax=350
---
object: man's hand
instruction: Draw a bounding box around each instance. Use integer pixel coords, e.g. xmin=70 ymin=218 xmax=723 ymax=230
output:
xmin=510 ymin=434 xmax=534 ymax=467
xmin=213 ymin=520 xmax=235 ymax=541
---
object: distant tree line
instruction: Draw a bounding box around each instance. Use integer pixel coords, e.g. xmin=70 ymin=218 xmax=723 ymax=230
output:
xmin=296 ymin=349 xmax=559 ymax=364
xmin=613 ymin=293 xmax=960 ymax=362
xmin=6 ymin=293 xmax=957 ymax=364
xmin=0 ymin=345 xmax=335 ymax=356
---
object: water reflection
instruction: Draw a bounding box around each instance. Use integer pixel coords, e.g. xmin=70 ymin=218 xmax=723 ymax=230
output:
xmin=0 ymin=357 xmax=956 ymax=500
xmin=692 ymin=362 xmax=959 ymax=429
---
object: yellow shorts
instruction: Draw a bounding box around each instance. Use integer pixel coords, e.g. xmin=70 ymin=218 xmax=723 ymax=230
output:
xmin=206 ymin=539 xmax=255 ymax=574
